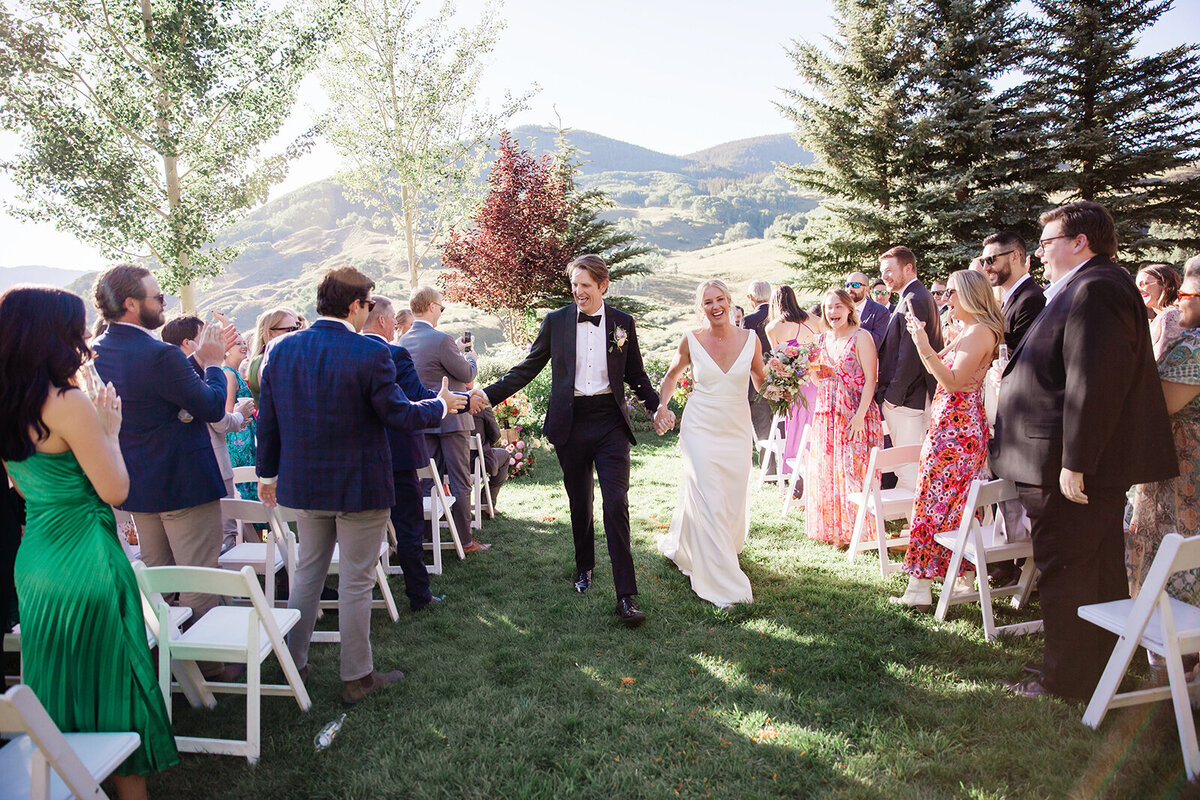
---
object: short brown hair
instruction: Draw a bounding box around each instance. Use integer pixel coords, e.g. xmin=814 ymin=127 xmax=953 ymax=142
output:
xmin=409 ymin=285 xmax=442 ymax=315
xmin=879 ymin=246 xmax=917 ymax=268
xmin=1039 ymin=201 xmax=1117 ymax=260
xmin=93 ymin=263 xmax=151 ymax=321
xmin=982 ymin=231 xmax=1027 ymax=258
xmin=316 ymin=266 xmax=374 ymax=318
xmin=567 ymin=254 xmax=609 ymax=285
xmin=161 ymin=315 xmax=204 ymax=347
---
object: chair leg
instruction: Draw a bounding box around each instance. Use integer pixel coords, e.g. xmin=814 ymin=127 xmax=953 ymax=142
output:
xmin=246 ymin=656 xmax=261 ymax=764
xmin=846 ymin=498 xmax=869 ymax=564
xmin=973 ymin=532 xmax=999 ymax=641
xmin=1082 ymin=621 xmax=1150 ymax=729
xmin=934 ymin=543 xmax=967 ymax=622
xmin=376 ymin=560 xmax=399 ymax=622
xmin=443 ymin=494 xmax=466 ymax=560
xmin=1014 ymin=559 xmax=1037 ymax=609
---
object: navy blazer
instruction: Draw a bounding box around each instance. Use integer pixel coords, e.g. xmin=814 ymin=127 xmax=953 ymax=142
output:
xmin=364 ymin=334 xmax=437 ymax=472
xmin=743 ymin=302 xmax=771 ymax=353
xmin=256 ymin=320 xmax=445 ymax=512
xmin=92 ymin=323 xmax=227 ymax=513
xmin=857 ymin=297 xmax=890 ymax=349
xmin=875 ymin=280 xmax=944 ymax=409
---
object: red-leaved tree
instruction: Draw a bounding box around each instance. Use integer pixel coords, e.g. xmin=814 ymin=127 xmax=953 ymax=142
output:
xmin=439 ymin=132 xmax=572 ymax=344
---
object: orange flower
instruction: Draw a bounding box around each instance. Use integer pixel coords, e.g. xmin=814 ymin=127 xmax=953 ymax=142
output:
xmin=621 ymin=676 xmax=636 ymax=686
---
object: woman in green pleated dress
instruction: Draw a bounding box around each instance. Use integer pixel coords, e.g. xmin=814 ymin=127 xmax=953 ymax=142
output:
xmin=0 ymin=286 xmax=178 ymax=800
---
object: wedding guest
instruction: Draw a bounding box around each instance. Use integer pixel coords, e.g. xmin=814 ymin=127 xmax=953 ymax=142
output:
xmin=844 ymin=271 xmax=889 ymax=348
xmin=981 ymin=232 xmax=1045 ymax=352
xmin=401 ymin=286 xmax=489 ymax=552
xmin=992 ymin=201 xmax=1177 ymax=701
xmin=256 ymin=267 xmax=464 ymax=704
xmin=394 ymin=307 xmax=415 ymax=340
xmin=806 ymin=288 xmax=883 ymax=547
xmin=875 ymin=246 xmax=943 ymax=491
xmin=765 ymin=285 xmax=819 ymax=489
xmin=472 ymin=405 xmax=511 ymax=507
xmin=1127 ymin=263 xmax=1200 ymax=613
xmin=1137 ymin=262 xmax=1180 ymax=322
xmin=1 ymin=468 xmax=22 ymax=634
xmin=91 ymin=265 xmax=237 ymax=677
xmin=221 ymin=331 xmax=258 ymax=500
xmin=733 ymin=305 xmax=746 ymax=328
xmin=1 ymin=286 xmax=179 ymax=798
xmin=743 ymin=280 xmax=774 ymax=448
xmin=889 ymin=270 xmax=1002 ymax=609
xmin=247 ymin=306 xmax=301 ymax=404
xmin=870 ymin=278 xmax=894 ymax=312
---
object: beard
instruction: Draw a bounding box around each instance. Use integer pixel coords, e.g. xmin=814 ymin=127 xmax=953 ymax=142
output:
xmin=139 ymin=302 xmax=165 ymax=330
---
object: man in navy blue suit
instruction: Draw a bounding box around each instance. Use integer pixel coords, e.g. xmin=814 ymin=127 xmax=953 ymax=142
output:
xmin=844 ymin=271 xmax=890 ymax=349
xmin=91 ymin=264 xmax=234 ymax=653
xmin=361 ymin=296 xmax=444 ymax=612
xmin=256 ymin=267 xmax=466 ymax=706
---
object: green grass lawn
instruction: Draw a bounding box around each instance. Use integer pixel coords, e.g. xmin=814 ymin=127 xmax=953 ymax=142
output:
xmin=153 ymin=433 xmax=1198 ymax=799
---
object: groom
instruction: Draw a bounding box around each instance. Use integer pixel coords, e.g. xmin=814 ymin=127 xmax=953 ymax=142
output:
xmin=484 ymin=254 xmax=660 ymax=627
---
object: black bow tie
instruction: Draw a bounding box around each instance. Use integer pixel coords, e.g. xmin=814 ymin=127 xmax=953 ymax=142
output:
xmin=578 ymin=311 xmax=602 ymax=326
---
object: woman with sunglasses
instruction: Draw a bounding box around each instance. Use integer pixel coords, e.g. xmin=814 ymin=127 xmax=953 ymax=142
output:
xmin=1127 ymin=258 xmax=1200 ymax=674
xmin=247 ymin=306 xmax=302 ymax=404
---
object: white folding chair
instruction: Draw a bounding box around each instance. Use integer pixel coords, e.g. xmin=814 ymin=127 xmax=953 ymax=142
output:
xmin=416 ymin=459 xmax=465 ymax=575
xmin=845 ymin=444 xmax=920 ymax=577
xmin=932 ymin=478 xmax=1041 ymax=640
xmin=1079 ymin=533 xmax=1200 ymax=780
xmin=217 ymin=497 xmax=288 ymax=607
xmin=781 ymin=424 xmax=812 ymax=517
xmin=756 ymin=411 xmax=788 ymax=486
xmin=132 ymin=563 xmax=311 ymax=763
xmin=112 ymin=507 xmax=140 ymax=562
xmin=471 ymin=433 xmax=496 ymax=528
xmin=0 ymin=684 xmax=140 ymax=800
xmin=271 ymin=507 xmax=399 ymax=643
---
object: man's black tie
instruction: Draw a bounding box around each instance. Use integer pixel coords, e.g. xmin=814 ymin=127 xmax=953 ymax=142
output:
xmin=578 ymin=311 xmax=602 ymax=326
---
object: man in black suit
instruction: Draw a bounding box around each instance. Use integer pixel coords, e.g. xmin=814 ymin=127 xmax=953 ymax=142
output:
xmin=991 ymin=201 xmax=1177 ymax=701
xmin=875 ymin=246 xmax=943 ymax=491
xmin=981 ymin=231 xmax=1046 ymax=351
xmin=485 ymin=254 xmax=660 ymax=627
xmin=742 ymin=280 xmax=773 ymax=446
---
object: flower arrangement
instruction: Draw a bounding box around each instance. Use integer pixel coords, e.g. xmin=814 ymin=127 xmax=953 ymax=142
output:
xmin=672 ymin=368 xmax=694 ymax=409
xmin=756 ymin=341 xmax=816 ymax=416
xmin=495 ymin=391 xmax=535 ymax=429
xmin=505 ymin=434 xmax=546 ymax=478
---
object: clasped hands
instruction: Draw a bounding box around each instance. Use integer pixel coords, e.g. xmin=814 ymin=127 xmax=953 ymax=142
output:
xmin=437 ymin=378 xmax=489 ymax=414
xmin=653 ymin=406 xmax=676 ymax=435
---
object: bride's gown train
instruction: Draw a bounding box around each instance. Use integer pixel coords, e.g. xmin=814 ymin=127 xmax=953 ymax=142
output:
xmin=658 ymin=330 xmax=755 ymax=607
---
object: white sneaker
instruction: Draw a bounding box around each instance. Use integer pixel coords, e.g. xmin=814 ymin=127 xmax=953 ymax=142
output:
xmin=888 ymin=577 xmax=933 ymax=611
xmin=953 ymin=571 xmax=977 ymax=596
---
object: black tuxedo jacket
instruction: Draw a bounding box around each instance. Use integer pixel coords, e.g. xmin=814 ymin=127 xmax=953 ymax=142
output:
xmin=743 ymin=303 xmax=771 ymax=353
xmin=990 ymin=256 xmax=1177 ymax=489
xmin=484 ymin=304 xmax=660 ymax=447
xmin=1001 ymin=276 xmax=1046 ymax=352
xmin=875 ymin=280 xmax=943 ymax=408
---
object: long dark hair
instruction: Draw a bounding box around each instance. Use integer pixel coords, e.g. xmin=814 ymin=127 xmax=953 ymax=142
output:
xmin=770 ymin=285 xmax=809 ymax=324
xmin=0 ymin=287 xmax=91 ymax=461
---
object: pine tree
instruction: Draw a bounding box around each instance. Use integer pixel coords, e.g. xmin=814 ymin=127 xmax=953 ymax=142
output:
xmin=1025 ymin=0 xmax=1200 ymax=261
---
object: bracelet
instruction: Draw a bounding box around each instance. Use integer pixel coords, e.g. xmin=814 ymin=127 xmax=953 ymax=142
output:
xmin=921 ymin=351 xmax=938 ymax=362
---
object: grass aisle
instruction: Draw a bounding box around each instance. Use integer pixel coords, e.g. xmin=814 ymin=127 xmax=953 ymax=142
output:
xmin=155 ymin=433 xmax=1196 ymax=799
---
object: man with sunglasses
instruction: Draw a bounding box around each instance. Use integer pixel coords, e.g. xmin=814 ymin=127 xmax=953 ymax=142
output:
xmin=980 ymin=231 xmax=1045 ymax=351
xmin=844 ymin=271 xmax=889 ymax=348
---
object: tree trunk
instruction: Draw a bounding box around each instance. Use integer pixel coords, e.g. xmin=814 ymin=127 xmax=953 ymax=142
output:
xmin=402 ymin=184 xmax=419 ymax=288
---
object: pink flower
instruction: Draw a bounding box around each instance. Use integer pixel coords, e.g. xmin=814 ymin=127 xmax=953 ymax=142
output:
xmin=508 ymin=458 xmax=516 ymax=466
xmin=767 ymin=357 xmax=783 ymax=370
xmin=785 ymin=346 xmax=799 ymax=358
xmin=514 ymin=451 xmax=523 ymax=461
xmin=516 ymin=441 xmax=524 ymax=449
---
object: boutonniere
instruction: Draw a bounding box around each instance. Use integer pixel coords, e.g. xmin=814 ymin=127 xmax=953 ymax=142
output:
xmin=610 ymin=326 xmax=628 ymax=353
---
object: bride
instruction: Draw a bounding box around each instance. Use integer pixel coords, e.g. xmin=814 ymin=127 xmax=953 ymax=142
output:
xmin=654 ymin=279 xmax=767 ymax=607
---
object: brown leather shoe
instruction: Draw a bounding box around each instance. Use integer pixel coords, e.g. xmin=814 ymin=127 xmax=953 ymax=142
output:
xmin=462 ymin=540 xmax=492 ymax=553
xmin=298 ymin=664 xmax=311 ymax=683
xmin=341 ymin=669 xmax=404 ymax=707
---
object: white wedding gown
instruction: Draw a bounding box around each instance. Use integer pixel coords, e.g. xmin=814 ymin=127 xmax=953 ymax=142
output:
xmin=657 ymin=330 xmax=755 ymax=607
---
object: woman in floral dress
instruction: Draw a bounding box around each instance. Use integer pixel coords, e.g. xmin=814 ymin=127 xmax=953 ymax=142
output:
xmin=805 ymin=288 xmax=883 ymax=547
xmin=890 ymin=270 xmax=1003 ymax=610
xmin=222 ymin=332 xmax=258 ymax=500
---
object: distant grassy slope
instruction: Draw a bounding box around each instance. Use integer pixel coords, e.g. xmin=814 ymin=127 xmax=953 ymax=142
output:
xmin=684 ymin=132 xmax=814 ymax=176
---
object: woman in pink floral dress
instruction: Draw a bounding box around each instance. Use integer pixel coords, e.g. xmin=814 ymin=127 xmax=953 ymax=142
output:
xmin=890 ymin=270 xmax=1003 ymax=610
xmin=805 ymin=288 xmax=883 ymax=547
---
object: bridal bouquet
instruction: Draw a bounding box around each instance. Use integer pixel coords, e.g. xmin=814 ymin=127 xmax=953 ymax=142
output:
xmin=672 ymin=368 xmax=694 ymax=409
xmin=756 ymin=342 xmax=816 ymax=416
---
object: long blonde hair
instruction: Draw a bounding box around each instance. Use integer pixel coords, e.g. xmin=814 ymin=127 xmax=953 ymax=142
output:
xmin=252 ymin=306 xmax=299 ymax=357
xmin=948 ymin=270 xmax=1004 ymax=355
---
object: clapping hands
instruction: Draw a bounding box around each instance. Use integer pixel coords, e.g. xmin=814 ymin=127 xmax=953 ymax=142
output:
xmin=653 ymin=406 xmax=676 ymax=435
xmin=92 ymin=382 xmax=122 ymax=438
xmin=438 ymin=377 xmax=468 ymax=413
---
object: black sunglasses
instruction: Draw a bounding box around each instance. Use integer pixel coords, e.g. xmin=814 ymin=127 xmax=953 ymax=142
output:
xmin=980 ymin=249 xmax=1017 ymax=268
xmin=144 ymin=293 xmax=165 ymax=305
xmin=360 ymin=297 xmax=377 ymax=312
xmin=270 ymin=324 xmax=302 ymax=333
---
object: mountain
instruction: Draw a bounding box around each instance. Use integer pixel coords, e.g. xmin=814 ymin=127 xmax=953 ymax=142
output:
xmin=1 ymin=265 xmax=92 ymax=292
xmin=685 ymin=133 xmax=814 ymax=176
xmin=502 ymin=125 xmax=742 ymax=178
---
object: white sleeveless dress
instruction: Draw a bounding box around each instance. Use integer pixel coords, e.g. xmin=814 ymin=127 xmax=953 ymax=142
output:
xmin=657 ymin=330 xmax=755 ymax=607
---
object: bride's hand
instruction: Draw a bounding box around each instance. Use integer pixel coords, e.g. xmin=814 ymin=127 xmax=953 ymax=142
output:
xmin=653 ymin=406 xmax=675 ymax=435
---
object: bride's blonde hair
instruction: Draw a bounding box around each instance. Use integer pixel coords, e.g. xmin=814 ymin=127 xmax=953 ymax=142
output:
xmin=695 ymin=279 xmax=733 ymax=319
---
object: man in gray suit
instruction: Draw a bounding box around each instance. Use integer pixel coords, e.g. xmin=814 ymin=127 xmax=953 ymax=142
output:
xmin=401 ymin=286 xmax=490 ymax=552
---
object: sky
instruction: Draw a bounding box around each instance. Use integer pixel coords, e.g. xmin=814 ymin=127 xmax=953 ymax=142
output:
xmin=2 ymin=0 xmax=1198 ymax=274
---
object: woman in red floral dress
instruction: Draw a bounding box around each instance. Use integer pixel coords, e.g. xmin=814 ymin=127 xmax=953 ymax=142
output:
xmin=890 ymin=270 xmax=1004 ymax=610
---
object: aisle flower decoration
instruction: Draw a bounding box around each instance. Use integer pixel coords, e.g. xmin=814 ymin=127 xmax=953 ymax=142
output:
xmin=495 ymin=391 xmax=534 ymax=429
xmin=505 ymin=434 xmax=547 ymax=478
xmin=755 ymin=341 xmax=815 ymax=416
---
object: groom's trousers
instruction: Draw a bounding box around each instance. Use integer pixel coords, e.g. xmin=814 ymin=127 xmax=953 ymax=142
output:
xmin=558 ymin=394 xmax=638 ymax=597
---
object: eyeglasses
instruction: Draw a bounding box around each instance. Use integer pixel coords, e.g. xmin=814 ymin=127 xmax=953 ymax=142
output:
xmin=270 ymin=324 xmax=302 ymax=333
xmin=432 ymin=302 xmax=445 ymax=312
xmin=144 ymin=293 xmax=165 ymax=305
xmin=1037 ymin=234 xmax=1073 ymax=250
xmin=844 ymin=281 xmax=865 ymax=289
xmin=1178 ymin=291 xmax=1200 ymax=300
xmin=980 ymin=249 xmax=1017 ymax=267
xmin=933 ymin=289 xmax=948 ymax=298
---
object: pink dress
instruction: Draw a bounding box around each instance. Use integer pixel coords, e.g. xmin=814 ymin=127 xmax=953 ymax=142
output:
xmin=805 ymin=331 xmax=884 ymax=547
xmin=781 ymin=323 xmax=820 ymax=477
xmin=901 ymin=346 xmax=989 ymax=579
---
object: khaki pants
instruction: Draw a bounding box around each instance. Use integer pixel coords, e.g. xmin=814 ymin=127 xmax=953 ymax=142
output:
xmin=881 ymin=402 xmax=931 ymax=492
xmin=132 ymin=500 xmax=223 ymax=621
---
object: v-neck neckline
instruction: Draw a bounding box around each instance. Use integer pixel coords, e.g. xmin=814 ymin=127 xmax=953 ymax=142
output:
xmin=690 ymin=329 xmax=752 ymax=375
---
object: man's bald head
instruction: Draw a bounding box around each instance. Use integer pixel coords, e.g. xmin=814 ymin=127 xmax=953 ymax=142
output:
xmin=845 ymin=271 xmax=871 ymax=303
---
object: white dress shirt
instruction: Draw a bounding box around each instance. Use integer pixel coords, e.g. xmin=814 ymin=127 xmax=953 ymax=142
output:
xmin=1042 ymin=259 xmax=1091 ymax=305
xmin=1001 ymin=272 xmax=1032 ymax=308
xmin=574 ymin=304 xmax=611 ymax=395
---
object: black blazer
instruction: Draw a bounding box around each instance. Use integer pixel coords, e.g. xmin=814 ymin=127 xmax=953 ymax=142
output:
xmin=990 ymin=257 xmax=1177 ymax=489
xmin=743 ymin=303 xmax=771 ymax=353
xmin=1001 ymin=276 xmax=1046 ymax=352
xmin=875 ymin=280 xmax=943 ymax=408
xmin=484 ymin=304 xmax=660 ymax=447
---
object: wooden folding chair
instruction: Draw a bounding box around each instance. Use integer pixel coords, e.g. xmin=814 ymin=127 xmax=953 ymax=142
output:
xmin=1079 ymin=533 xmax=1200 ymax=780
xmin=217 ymin=497 xmax=288 ymax=607
xmin=0 ymin=684 xmax=140 ymax=800
xmin=845 ymin=444 xmax=920 ymax=577
xmin=755 ymin=411 xmax=788 ymax=486
xmin=780 ymin=424 xmax=812 ymax=517
xmin=132 ymin=563 xmax=311 ymax=763
xmin=416 ymin=458 xmax=465 ymax=575
xmin=270 ymin=507 xmax=399 ymax=644
xmin=470 ymin=433 xmax=496 ymax=528
xmin=933 ymin=478 xmax=1040 ymax=640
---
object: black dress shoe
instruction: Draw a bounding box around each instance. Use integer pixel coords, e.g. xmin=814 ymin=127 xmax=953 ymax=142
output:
xmin=412 ymin=593 xmax=445 ymax=612
xmin=615 ymin=596 xmax=646 ymax=628
xmin=1005 ymin=678 xmax=1051 ymax=698
xmin=573 ymin=570 xmax=592 ymax=593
